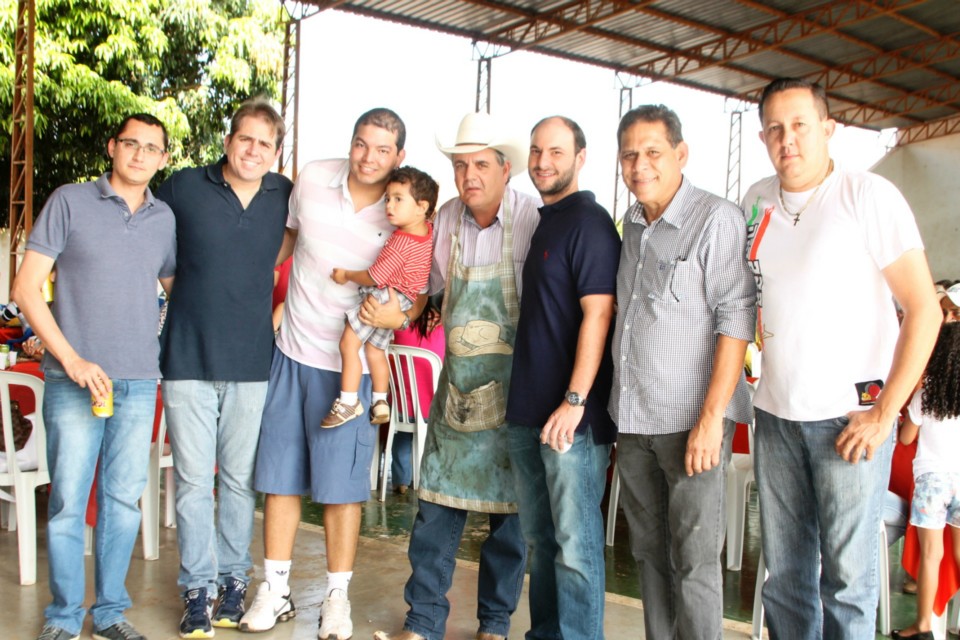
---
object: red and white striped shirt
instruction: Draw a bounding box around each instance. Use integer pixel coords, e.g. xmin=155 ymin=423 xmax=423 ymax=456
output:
xmin=368 ymin=223 xmax=434 ymax=301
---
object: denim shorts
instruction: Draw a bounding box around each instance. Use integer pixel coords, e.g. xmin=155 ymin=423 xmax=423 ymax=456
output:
xmin=911 ymin=472 xmax=960 ymax=529
xmin=253 ymin=349 xmax=375 ymax=504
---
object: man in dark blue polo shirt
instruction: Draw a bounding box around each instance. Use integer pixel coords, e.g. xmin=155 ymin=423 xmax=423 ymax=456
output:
xmin=506 ymin=116 xmax=620 ymax=640
xmin=156 ymin=99 xmax=292 ymax=638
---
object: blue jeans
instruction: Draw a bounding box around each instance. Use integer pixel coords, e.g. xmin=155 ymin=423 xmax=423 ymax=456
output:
xmin=754 ymin=408 xmax=894 ymax=640
xmin=508 ymin=424 xmax=611 ymax=640
xmin=162 ymin=379 xmax=268 ymax=594
xmin=43 ymin=372 xmax=157 ymax=634
xmin=402 ymin=499 xmax=526 ymax=640
xmin=392 ymin=431 xmax=413 ymax=488
xmin=617 ymin=421 xmax=734 ymax=640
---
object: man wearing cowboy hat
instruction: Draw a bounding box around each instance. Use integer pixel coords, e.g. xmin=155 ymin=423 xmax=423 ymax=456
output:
xmin=372 ymin=111 xmax=540 ymax=640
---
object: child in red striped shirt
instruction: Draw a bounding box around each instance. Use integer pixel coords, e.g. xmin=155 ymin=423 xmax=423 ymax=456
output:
xmin=323 ymin=166 xmax=437 ymax=428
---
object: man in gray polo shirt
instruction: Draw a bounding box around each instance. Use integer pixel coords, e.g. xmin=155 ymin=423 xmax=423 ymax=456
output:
xmin=13 ymin=113 xmax=176 ymax=640
xmin=610 ymin=105 xmax=756 ymax=639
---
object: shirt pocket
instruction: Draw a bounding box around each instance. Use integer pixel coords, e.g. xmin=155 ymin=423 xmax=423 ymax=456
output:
xmin=669 ymin=260 xmax=690 ymax=302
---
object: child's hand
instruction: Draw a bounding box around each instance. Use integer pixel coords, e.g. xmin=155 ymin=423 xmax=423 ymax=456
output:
xmin=331 ymin=268 xmax=347 ymax=285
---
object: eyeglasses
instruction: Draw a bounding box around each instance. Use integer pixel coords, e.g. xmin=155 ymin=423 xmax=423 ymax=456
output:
xmin=116 ymin=138 xmax=166 ymax=157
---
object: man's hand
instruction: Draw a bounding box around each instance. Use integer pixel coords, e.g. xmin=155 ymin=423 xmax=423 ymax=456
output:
xmin=63 ymin=356 xmax=112 ymax=401
xmin=360 ymin=287 xmax=403 ymax=329
xmin=685 ymin=414 xmax=723 ymax=476
xmin=835 ymin=407 xmax=894 ymax=464
xmin=541 ymin=402 xmax=584 ymax=452
xmin=331 ymin=268 xmax=348 ymax=285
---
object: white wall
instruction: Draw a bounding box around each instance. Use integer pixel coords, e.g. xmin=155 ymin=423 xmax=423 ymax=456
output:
xmin=871 ymin=133 xmax=960 ymax=280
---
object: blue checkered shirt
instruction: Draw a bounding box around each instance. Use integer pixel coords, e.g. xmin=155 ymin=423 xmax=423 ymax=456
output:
xmin=609 ymin=177 xmax=756 ymax=435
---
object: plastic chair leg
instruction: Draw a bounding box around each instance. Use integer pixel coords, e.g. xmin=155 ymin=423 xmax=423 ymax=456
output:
xmin=370 ymin=431 xmax=382 ymax=496
xmin=141 ymin=451 xmax=161 ymax=561
xmin=84 ymin=524 xmax=94 ymax=557
xmin=878 ymin=524 xmax=890 ymax=635
xmin=605 ymin=463 xmax=620 ymax=547
xmin=752 ymin=550 xmax=766 ymax=639
xmin=14 ymin=480 xmax=37 ymax=585
xmin=164 ymin=467 xmax=176 ymax=528
xmin=379 ymin=427 xmax=396 ymax=503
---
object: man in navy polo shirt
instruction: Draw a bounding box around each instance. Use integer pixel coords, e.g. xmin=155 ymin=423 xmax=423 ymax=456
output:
xmin=506 ymin=116 xmax=620 ymax=640
xmin=156 ymin=99 xmax=292 ymax=638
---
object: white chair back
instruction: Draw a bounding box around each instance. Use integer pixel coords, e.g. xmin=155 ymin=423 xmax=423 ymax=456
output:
xmin=377 ymin=344 xmax=442 ymax=502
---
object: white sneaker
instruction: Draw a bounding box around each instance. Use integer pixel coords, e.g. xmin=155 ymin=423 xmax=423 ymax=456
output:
xmin=317 ymin=588 xmax=352 ymax=639
xmin=238 ymin=582 xmax=296 ymax=632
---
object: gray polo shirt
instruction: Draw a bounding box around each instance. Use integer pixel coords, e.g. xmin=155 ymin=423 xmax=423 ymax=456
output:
xmin=26 ymin=173 xmax=177 ymax=379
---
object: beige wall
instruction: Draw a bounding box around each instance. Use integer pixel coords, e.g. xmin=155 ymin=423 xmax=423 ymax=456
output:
xmin=871 ymin=133 xmax=960 ymax=281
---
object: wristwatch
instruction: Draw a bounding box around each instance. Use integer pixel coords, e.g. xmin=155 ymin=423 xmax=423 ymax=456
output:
xmin=565 ymin=390 xmax=586 ymax=407
xmin=399 ymin=312 xmax=411 ymax=331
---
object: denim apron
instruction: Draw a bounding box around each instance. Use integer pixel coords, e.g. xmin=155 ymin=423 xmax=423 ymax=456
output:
xmin=417 ymin=200 xmax=519 ymax=513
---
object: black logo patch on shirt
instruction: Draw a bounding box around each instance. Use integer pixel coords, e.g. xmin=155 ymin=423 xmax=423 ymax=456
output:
xmin=855 ymin=380 xmax=884 ymax=406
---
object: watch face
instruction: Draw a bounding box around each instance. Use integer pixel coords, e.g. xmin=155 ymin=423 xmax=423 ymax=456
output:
xmin=566 ymin=391 xmax=584 ymax=406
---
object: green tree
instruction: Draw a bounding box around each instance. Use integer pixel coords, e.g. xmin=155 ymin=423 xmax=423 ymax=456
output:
xmin=0 ymin=0 xmax=286 ymax=225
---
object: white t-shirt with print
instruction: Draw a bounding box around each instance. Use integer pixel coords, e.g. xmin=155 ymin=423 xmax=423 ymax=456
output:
xmin=743 ymin=167 xmax=924 ymax=421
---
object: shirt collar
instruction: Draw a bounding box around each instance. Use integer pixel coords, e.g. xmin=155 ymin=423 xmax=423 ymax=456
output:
xmin=463 ymin=186 xmax=512 ymax=228
xmin=628 ymin=176 xmax=692 ymax=229
xmin=203 ymin=156 xmax=282 ymax=191
xmin=538 ymin=190 xmax=595 ymax=217
xmin=96 ymin=172 xmax=156 ymax=209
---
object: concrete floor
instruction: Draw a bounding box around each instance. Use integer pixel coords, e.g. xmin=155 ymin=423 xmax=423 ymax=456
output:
xmin=1 ymin=493 xmax=762 ymax=640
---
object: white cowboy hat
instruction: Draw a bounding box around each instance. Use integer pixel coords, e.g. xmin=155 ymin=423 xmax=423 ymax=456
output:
xmin=436 ymin=112 xmax=528 ymax=177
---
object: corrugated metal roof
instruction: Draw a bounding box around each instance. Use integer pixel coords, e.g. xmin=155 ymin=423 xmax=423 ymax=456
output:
xmin=300 ymin=0 xmax=960 ymax=131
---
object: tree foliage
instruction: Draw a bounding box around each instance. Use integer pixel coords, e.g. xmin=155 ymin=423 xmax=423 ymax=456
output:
xmin=0 ymin=0 xmax=286 ymax=224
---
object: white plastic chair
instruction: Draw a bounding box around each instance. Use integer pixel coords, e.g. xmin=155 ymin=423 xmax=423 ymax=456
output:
xmin=140 ymin=402 xmax=175 ymax=560
xmin=376 ymin=345 xmax=441 ymax=502
xmin=0 ymin=371 xmax=49 ymax=585
xmin=726 ymin=421 xmax=756 ymax=570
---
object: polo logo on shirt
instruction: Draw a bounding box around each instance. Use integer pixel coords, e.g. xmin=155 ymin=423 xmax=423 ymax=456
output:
xmin=855 ymin=379 xmax=884 ymax=406
xmin=543 ymin=250 xmax=549 ymax=260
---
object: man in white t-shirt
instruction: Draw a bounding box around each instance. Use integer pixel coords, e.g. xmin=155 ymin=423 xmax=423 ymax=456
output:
xmin=239 ymin=108 xmax=406 ymax=639
xmin=743 ymin=78 xmax=941 ymax=639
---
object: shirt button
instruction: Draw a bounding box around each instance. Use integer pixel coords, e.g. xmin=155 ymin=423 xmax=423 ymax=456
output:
xmin=624 ymin=324 xmax=630 ymax=330
xmin=621 ymin=356 xmax=626 ymax=361
xmin=632 ymin=294 xmax=637 ymax=300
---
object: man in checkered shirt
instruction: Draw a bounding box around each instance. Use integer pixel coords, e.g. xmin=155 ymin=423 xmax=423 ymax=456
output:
xmin=608 ymin=104 xmax=756 ymax=639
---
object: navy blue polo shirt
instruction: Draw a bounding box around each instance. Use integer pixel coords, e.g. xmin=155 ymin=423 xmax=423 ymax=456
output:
xmin=157 ymin=158 xmax=292 ymax=381
xmin=506 ymin=190 xmax=621 ymax=443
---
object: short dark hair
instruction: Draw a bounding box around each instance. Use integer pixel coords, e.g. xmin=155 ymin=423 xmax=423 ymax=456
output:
xmin=617 ymin=105 xmax=683 ymax=150
xmin=531 ymin=116 xmax=587 ymax=153
xmin=389 ymin=166 xmax=439 ymax=219
xmin=113 ymin=113 xmax=168 ymax=151
xmin=230 ymin=98 xmax=285 ymax=150
xmin=758 ymin=78 xmax=830 ymax=122
xmin=353 ymin=108 xmax=406 ymax=152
